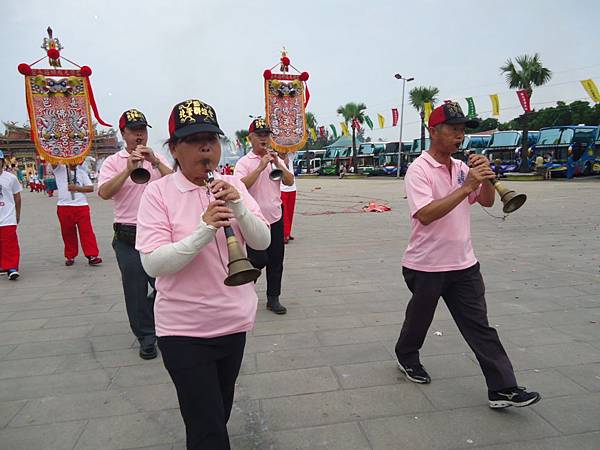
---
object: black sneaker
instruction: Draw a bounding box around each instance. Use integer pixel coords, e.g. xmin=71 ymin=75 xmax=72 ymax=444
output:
xmin=139 ymin=343 xmax=157 ymax=360
xmin=397 ymin=361 xmax=431 ymax=384
xmin=488 ymin=386 xmax=541 ymax=409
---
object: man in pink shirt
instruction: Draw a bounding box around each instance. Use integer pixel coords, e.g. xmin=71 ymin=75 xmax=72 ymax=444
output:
xmin=98 ymin=109 xmax=172 ymax=359
xmin=395 ymin=102 xmax=540 ymax=409
xmin=234 ymin=118 xmax=294 ymax=314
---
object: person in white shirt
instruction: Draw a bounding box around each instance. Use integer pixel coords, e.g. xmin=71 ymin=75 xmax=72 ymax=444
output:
xmin=279 ymin=152 xmax=297 ymax=244
xmin=0 ymin=150 xmax=22 ymax=280
xmin=53 ymin=164 xmax=102 ymax=266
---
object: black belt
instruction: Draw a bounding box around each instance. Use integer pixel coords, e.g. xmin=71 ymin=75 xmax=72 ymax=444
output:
xmin=113 ymin=223 xmax=137 ymax=245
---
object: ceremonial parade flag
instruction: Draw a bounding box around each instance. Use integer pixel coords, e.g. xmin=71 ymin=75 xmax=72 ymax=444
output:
xmin=490 ymin=94 xmax=500 ymax=116
xmin=392 ymin=108 xmax=399 ymax=127
xmin=18 ymin=28 xmax=111 ymax=165
xmin=340 ymin=122 xmax=350 ymax=136
xmin=318 ymin=126 xmax=326 ymax=139
xmin=330 ymin=124 xmax=338 ymax=139
xmin=309 ymin=127 xmax=317 ymax=141
xmin=352 ymin=117 xmax=361 ymax=131
xmin=377 ymin=113 xmax=385 ymax=128
xmin=423 ymin=102 xmax=432 ymax=124
xmin=465 ymin=97 xmax=477 ymax=118
xmin=263 ymin=49 xmax=310 ymax=152
xmin=364 ymin=115 xmax=374 ymax=130
xmin=580 ymin=79 xmax=600 ymax=103
xmin=516 ymin=89 xmax=532 ymax=113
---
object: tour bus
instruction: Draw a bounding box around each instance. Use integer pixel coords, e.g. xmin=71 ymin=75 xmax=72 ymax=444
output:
xmin=535 ymin=125 xmax=600 ymax=177
xmin=294 ymin=150 xmax=324 ymax=175
xmin=380 ymin=141 xmax=413 ymax=176
xmin=320 ymin=146 xmax=353 ymax=175
xmin=452 ymin=134 xmax=492 ymax=161
xmin=357 ymin=142 xmax=386 ymax=175
xmin=482 ymin=130 xmax=539 ymax=175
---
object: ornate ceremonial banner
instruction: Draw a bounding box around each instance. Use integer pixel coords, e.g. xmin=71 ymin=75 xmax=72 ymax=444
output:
xmin=423 ymin=102 xmax=433 ymax=124
xmin=263 ymin=50 xmax=310 ymax=153
xmin=18 ymin=28 xmax=111 ymax=164
xmin=465 ymin=97 xmax=477 ymax=118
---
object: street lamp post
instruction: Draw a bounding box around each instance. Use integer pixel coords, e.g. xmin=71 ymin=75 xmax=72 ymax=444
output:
xmin=394 ymin=74 xmax=414 ymax=178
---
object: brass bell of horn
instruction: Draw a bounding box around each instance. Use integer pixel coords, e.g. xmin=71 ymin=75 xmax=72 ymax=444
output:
xmin=269 ymin=163 xmax=283 ymax=181
xmin=491 ymin=179 xmax=527 ymax=214
xmin=205 ymin=170 xmax=261 ymax=286
xmin=130 ymin=164 xmax=151 ymax=184
xmin=223 ymin=226 xmax=262 ymax=286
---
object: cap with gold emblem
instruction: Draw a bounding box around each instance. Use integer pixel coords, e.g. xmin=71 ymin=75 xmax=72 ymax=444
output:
xmin=118 ymin=109 xmax=152 ymax=130
xmin=248 ymin=117 xmax=271 ymax=134
xmin=168 ymin=99 xmax=224 ymax=139
xmin=428 ymin=101 xmax=479 ymax=129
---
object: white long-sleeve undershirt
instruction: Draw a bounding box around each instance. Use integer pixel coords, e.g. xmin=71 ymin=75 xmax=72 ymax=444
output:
xmin=140 ymin=197 xmax=270 ymax=278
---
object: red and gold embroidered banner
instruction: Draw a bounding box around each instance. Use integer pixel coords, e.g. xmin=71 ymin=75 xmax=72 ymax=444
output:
xmin=263 ymin=50 xmax=310 ymax=153
xmin=17 ymin=28 xmax=111 ymax=164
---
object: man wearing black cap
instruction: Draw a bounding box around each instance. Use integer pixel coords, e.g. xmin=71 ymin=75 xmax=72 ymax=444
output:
xmin=98 ymin=109 xmax=172 ymax=359
xmin=394 ymin=102 xmax=541 ymax=409
xmin=234 ymin=118 xmax=294 ymax=314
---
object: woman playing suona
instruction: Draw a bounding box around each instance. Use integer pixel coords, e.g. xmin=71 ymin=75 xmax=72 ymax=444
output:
xmin=135 ymin=99 xmax=270 ymax=450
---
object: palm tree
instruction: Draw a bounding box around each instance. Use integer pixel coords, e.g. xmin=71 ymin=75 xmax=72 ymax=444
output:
xmin=336 ymin=102 xmax=367 ymax=169
xmin=500 ymin=53 xmax=552 ymax=172
xmin=409 ymin=86 xmax=439 ymax=152
xmin=306 ymin=111 xmax=317 ymax=131
xmin=235 ymin=129 xmax=250 ymax=155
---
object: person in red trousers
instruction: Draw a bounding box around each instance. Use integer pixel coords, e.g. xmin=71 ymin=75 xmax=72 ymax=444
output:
xmin=0 ymin=150 xmax=22 ymax=280
xmin=279 ymin=152 xmax=297 ymax=244
xmin=53 ymin=163 xmax=102 ymax=266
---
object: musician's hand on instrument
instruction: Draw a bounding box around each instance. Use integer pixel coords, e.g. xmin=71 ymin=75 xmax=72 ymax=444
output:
xmin=67 ymin=183 xmax=79 ymax=192
xmin=210 ymin=180 xmax=241 ymax=202
xmin=202 ymin=200 xmax=234 ymax=229
xmin=468 ymin=154 xmax=491 ymax=169
xmin=127 ymin=150 xmax=144 ymax=172
xmin=258 ymin=153 xmax=272 ymax=171
xmin=465 ymin=165 xmax=496 ymax=192
xmin=137 ymin=146 xmax=158 ymax=165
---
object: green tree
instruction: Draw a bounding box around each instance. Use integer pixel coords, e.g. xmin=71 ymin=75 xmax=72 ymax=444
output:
xmin=336 ymin=102 xmax=367 ymax=169
xmin=409 ymin=86 xmax=439 ymax=151
xmin=467 ymin=118 xmax=499 ymax=134
xmin=500 ymin=53 xmax=552 ymax=172
xmin=235 ymin=129 xmax=250 ymax=154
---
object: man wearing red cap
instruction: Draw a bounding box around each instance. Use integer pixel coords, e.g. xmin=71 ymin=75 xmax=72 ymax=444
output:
xmin=394 ymin=102 xmax=541 ymax=409
xmin=234 ymin=118 xmax=294 ymax=314
xmin=98 ymin=109 xmax=172 ymax=359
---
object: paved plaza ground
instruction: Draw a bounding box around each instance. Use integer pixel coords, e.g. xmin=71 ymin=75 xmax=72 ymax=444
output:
xmin=1 ymin=176 xmax=599 ymax=450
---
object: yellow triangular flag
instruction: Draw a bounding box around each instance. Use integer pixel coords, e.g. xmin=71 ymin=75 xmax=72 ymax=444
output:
xmin=340 ymin=122 xmax=350 ymax=136
xmin=377 ymin=113 xmax=385 ymax=129
xmin=581 ymin=79 xmax=600 ymax=103
xmin=423 ymin=102 xmax=433 ymax=124
xmin=490 ymin=94 xmax=500 ymax=116
xmin=309 ymin=127 xmax=317 ymax=141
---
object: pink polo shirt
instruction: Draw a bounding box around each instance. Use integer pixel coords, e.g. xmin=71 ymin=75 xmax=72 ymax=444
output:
xmin=98 ymin=149 xmax=170 ymax=224
xmin=234 ymin=151 xmax=282 ymax=224
xmin=402 ymin=152 xmax=481 ymax=272
xmin=135 ymin=171 xmax=268 ymax=338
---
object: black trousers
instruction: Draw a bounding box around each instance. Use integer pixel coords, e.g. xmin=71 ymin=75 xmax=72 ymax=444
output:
xmin=395 ymin=263 xmax=517 ymax=391
xmin=112 ymin=237 xmax=156 ymax=344
xmin=247 ymin=215 xmax=284 ymax=297
xmin=158 ymin=333 xmax=246 ymax=450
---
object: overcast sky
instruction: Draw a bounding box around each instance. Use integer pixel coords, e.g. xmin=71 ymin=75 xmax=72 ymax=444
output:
xmin=2 ymin=0 xmax=600 ymax=153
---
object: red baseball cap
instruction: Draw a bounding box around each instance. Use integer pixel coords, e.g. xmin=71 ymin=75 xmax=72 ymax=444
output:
xmin=428 ymin=102 xmax=479 ymax=129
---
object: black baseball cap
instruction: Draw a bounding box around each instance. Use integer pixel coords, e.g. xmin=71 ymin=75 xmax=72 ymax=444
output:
xmin=168 ymin=99 xmax=224 ymax=139
xmin=428 ymin=102 xmax=479 ymax=129
xmin=249 ymin=117 xmax=271 ymax=134
xmin=119 ymin=109 xmax=151 ymax=130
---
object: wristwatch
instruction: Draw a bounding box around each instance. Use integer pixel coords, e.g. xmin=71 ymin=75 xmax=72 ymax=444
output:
xmin=151 ymin=159 xmax=160 ymax=169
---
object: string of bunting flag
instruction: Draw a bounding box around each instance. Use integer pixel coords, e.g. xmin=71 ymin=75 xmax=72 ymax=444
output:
xmin=305 ymin=78 xmax=600 ymax=142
